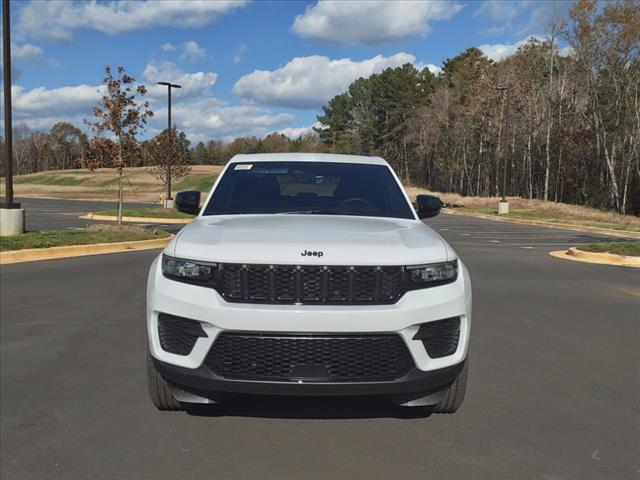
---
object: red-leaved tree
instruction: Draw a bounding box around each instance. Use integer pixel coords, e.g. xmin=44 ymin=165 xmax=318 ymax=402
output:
xmin=85 ymin=66 xmax=153 ymax=224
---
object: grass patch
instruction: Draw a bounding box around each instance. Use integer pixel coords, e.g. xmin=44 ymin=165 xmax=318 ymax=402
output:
xmin=576 ymin=241 xmax=640 ymax=257
xmin=14 ymin=175 xmax=87 ymax=186
xmin=95 ymin=208 xmax=194 ymax=219
xmin=461 ymin=207 xmax=640 ymax=233
xmin=404 ymin=187 xmax=640 ymax=233
xmin=0 ymin=227 xmax=170 ymax=252
xmin=174 ymin=174 xmax=217 ymax=192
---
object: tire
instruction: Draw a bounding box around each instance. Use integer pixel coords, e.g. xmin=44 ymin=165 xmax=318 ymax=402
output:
xmin=434 ymin=360 xmax=468 ymax=414
xmin=147 ymin=352 xmax=183 ymax=411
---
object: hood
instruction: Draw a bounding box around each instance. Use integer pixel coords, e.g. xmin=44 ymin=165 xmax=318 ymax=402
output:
xmin=171 ymin=215 xmax=450 ymax=266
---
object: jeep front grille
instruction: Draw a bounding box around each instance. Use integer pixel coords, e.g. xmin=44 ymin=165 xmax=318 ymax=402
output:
xmin=217 ymin=263 xmax=405 ymax=305
xmin=205 ymin=332 xmax=415 ymax=382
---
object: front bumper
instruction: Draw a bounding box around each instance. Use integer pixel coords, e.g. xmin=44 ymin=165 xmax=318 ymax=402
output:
xmin=153 ymin=355 xmax=465 ymax=403
xmin=147 ymin=254 xmax=472 ymax=400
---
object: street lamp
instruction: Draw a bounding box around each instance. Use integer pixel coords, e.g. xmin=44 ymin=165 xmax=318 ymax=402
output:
xmin=496 ymin=85 xmax=511 ymax=214
xmin=157 ymin=81 xmax=181 ymax=206
xmin=1 ymin=0 xmax=25 ymax=236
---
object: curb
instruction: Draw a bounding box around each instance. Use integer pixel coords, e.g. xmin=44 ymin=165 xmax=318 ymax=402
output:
xmin=0 ymin=236 xmax=172 ymax=265
xmin=549 ymin=247 xmax=640 ymax=268
xmin=80 ymin=213 xmax=192 ymax=224
xmin=443 ymin=209 xmax=640 ymax=239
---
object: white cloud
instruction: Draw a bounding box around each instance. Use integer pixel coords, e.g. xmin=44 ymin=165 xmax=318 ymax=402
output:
xmin=11 ymin=42 xmax=43 ymax=60
xmin=415 ymin=62 xmax=443 ymax=76
xmin=475 ymin=1 xmax=523 ymax=21
xmin=160 ymin=41 xmax=207 ymax=61
xmin=482 ymin=25 xmax=509 ymax=36
xmin=233 ymin=44 xmax=248 ymax=64
xmin=12 ymin=84 xmax=101 ymax=115
xmin=274 ymin=122 xmax=323 ymax=139
xmin=4 ymin=63 xmax=293 ymax=142
xmin=142 ymin=61 xmax=217 ymax=100
xmin=0 ymin=41 xmax=56 ymax=67
xmin=180 ymin=41 xmax=206 ymax=62
xmin=16 ymin=0 xmax=248 ymax=42
xmin=233 ymin=53 xmax=416 ymax=109
xmin=475 ymin=1 xmax=573 ymax=37
xmin=5 ymin=81 xmax=295 ymax=142
xmin=479 ymin=35 xmax=573 ymax=62
xmin=291 ymin=0 xmax=463 ymax=46
xmin=151 ymin=99 xmax=295 ymax=143
xmin=7 ymin=84 xmax=103 ymax=130
xmin=479 ymin=35 xmax=544 ymax=61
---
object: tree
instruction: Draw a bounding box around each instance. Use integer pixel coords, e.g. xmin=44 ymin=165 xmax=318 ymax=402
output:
xmin=147 ymin=127 xmax=191 ymax=197
xmin=192 ymin=142 xmax=210 ymax=164
xmin=259 ymin=133 xmax=291 ymax=153
xmin=312 ymin=1 xmax=639 ymax=215
xmin=50 ymin=122 xmax=88 ymax=170
xmin=563 ymin=0 xmax=640 ymax=213
xmin=85 ymin=66 xmax=152 ymax=224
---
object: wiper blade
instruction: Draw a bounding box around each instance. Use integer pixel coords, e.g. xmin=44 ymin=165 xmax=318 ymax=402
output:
xmin=277 ymin=210 xmax=339 ymax=215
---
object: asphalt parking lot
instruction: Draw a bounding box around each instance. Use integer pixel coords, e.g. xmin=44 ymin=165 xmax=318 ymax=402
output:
xmin=429 ymin=213 xmax=634 ymax=251
xmin=14 ymin=197 xmax=168 ymax=231
xmin=1 ymin=213 xmax=639 ymax=479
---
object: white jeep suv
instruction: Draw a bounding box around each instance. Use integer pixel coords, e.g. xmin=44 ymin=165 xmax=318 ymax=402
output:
xmin=147 ymin=153 xmax=471 ymax=413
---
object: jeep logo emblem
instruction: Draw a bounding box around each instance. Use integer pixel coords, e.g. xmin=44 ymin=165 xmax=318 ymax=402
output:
xmin=301 ymin=250 xmax=323 ymax=258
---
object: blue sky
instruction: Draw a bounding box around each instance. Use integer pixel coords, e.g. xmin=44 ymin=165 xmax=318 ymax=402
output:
xmin=4 ymin=0 xmax=572 ymax=143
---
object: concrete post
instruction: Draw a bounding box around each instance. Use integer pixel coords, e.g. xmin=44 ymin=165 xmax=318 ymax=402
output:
xmin=497 ymin=201 xmax=510 ymax=215
xmin=0 ymin=208 xmax=25 ymax=236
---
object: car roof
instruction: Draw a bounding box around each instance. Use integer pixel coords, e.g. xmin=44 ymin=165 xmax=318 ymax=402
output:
xmin=228 ymin=152 xmax=389 ymax=166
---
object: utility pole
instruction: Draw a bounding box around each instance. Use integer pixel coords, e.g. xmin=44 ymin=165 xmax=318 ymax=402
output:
xmin=496 ymin=85 xmax=511 ymax=214
xmin=1 ymin=0 xmax=24 ymax=235
xmin=3 ymin=0 xmax=15 ymax=208
xmin=157 ymin=81 xmax=181 ymax=207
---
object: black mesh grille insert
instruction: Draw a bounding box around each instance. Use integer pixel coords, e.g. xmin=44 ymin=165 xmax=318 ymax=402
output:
xmin=413 ymin=317 xmax=460 ymax=358
xmin=157 ymin=313 xmax=207 ymax=356
xmin=216 ymin=264 xmax=405 ymax=305
xmin=274 ymin=265 xmax=296 ymax=301
xmin=221 ymin=264 xmax=243 ymax=299
xmin=205 ymin=333 xmax=415 ymax=382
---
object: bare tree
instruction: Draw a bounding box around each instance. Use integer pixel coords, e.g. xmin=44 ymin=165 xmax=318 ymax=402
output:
xmin=147 ymin=127 xmax=191 ymax=198
xmin=85 ymin=66 xmax=152 ymax=224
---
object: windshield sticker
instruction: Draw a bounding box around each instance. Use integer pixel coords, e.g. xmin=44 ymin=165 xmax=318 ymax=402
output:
xmin=234 ymin=164 xmax=253 ymax=170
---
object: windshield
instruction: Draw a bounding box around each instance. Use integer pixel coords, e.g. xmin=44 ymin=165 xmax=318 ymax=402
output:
xmin=202 ymin=161 xmax=415 ymax=219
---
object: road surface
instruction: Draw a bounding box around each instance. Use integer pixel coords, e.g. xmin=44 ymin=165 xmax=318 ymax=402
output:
xmin=1 ymin=214 xmax=638 ymax=479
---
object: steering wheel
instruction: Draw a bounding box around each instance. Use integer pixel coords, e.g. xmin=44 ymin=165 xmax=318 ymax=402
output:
xmin=337 ymin=197 xmax=376 ymax=210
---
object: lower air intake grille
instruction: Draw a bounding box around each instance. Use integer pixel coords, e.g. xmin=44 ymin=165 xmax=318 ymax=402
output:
xmin=413 ymin=317 xmax=460 ymax=358
xmin=205 ymin=333 xmax=415 ymax=382
xmin=157 ymin=313 xmax=207 ymax=356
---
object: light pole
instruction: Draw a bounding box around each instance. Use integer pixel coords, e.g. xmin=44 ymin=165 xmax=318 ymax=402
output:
xmin=496 ymin=85 xmax=511 ymax=214
xmin=1 ymin=0 xmax=25 ymax=235
xmin=157 ymin=81 xmax=181 ymax=206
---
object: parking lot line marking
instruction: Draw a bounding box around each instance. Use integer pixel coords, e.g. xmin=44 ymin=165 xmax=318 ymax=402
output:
xmin=450 ymin=232 xmax=555 ymax=235
xmin=503 ymin=243 xmax=581 ymax=246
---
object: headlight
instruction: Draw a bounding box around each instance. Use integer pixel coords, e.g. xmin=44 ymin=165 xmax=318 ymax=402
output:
xmin=407 ymin=260 xmax=458 ymax=286
xmin=162 ymin=254 xmax=216 ymax=284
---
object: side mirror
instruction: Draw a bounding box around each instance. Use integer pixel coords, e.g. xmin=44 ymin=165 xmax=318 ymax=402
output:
xmin=416 ymin=194 xmax=442 ymax=219
xmin=175 ymin=191 xmax=201 ymax=215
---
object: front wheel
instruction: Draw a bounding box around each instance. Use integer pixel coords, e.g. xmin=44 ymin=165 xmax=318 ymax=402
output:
xmin=434 ymin=360 xmax=468 ymax=414
xmin=147 ymin=352 xmax=183 ymax=411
